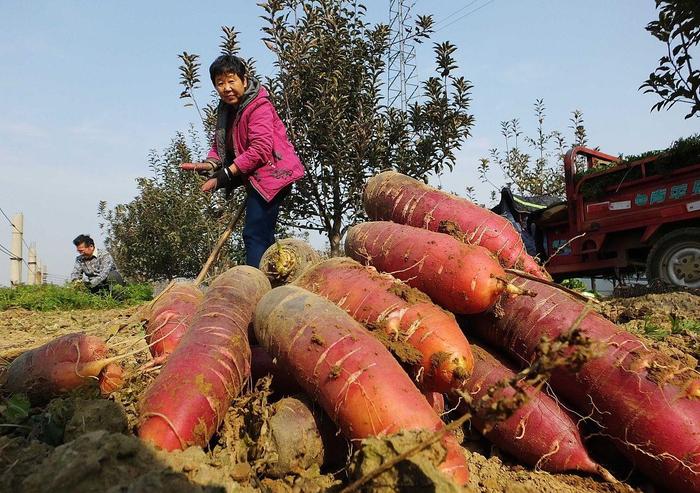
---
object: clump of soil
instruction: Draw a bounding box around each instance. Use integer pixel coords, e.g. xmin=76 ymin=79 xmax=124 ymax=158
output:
xmin=220 ymin=379 xmax=342 ymax=487
xmin=388 ymin=280 xmax=432 ymax=304
xmin=348 ymin=429 xmax=461 ymax=492
xmin=19 ymin=430 xmax=231 ymax=493
xmin=466 ymin=452 xmax=631 ymax=493
xmin=0 ymin=435 xmax=53 ymax=491
xmin=64 ymin=398 xmax=128 ymax=441
xmin=370 ymin=326 xmax=423 ymax=366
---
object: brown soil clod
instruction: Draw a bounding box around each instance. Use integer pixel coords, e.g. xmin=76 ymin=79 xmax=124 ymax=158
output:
xmin=388 ymin=281 xmax=432 ymax=304
xmin=373 ymin=328 xmax=423 ymax=367
xmin=437 ymin=220 xmax=468 ymax=244
xmin=347 ymin=430 xmax=461 ymax=493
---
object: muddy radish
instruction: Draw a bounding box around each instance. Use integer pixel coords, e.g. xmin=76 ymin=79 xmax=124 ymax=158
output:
xmin=259 ymin=238 xmax=321 ymax=286
xmin=138 ymin=266 xmax=270 ymax=451
xmin=460 ymin=343 xmax=610 ymax=477
xmin=345 ymin=221 xmax=523 ymax=314
xmin=471 ymin=277 xmax=700 ymax=493
xmin=254 ymin=285 xmax=470 ymax=485
xmin=293 ymin=256 xmax=474 ymax=392
xmin=145 ymin=282 xmax=203 ymax=364
xmin=1 ymin=333 xmax=123 ymax=403
xmin=250 ymin=345 xmax=301 ymax=394
xmin=264 ymin=395 xmax=345 ymax=477
xmin=363 ymin=170 xmax=548 ymax=279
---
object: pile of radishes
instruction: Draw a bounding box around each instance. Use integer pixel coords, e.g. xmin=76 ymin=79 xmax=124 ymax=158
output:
xmin=3 ymin=170 xmax=700 ymax=492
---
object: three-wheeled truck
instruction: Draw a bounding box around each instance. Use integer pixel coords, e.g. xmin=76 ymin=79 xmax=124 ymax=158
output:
xmin=494 ymin=144 xmax=700 ymax=288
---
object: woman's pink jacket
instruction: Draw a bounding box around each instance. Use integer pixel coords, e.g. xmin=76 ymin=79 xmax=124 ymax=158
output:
xmin=206 ymin=85 xmax=304 ymax=202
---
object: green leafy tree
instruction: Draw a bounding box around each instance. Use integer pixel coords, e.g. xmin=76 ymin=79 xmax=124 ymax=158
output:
xmin=260 ymin=0 xmax=474 ymax=254
xmin=477 ymin=99 xmax=586 ymax=201
xmin=641 ymin=0 xmax=700 ymax=119
xmin=98 ymin=128 xmax=246 ymax=281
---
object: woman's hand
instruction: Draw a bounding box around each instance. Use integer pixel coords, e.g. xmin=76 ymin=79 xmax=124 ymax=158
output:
xmin=201 ymin=165 xmax=240 ymax=193
xmin=201 ymin=177 xmax=218 ymax=193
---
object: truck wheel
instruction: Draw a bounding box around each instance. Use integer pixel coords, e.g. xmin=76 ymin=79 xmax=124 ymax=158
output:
xmin=646 ymin=228 xmax=700 ymax=288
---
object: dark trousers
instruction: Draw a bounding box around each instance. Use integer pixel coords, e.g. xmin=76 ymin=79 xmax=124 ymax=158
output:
xmin=243 ymin=186 xmax=287 ymax=268
xmin=90 ymin=270 xmax=125 ymax=295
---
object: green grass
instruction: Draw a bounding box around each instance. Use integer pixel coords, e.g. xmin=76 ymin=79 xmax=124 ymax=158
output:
xmin=560 ymin=278 xmax=600 ymax=299
xmin=0 ymin=283 xmax=152 ymax=311
xmin=641 ymin=318 xmax=668 ymax=340
xmin=560 ymin=278 xmax=586 ymax=291
xmin=641 ymin=315 xmax=700 ymax=340
xmin=670 ymin=316 xmax=700 ymax=335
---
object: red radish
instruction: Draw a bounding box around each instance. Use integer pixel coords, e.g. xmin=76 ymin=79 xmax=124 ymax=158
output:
xmin=0 ymin=333 xmax=122 ymax=403
xmin=293 ymin=256 xmax=474 ymax=392
xmin=250 ymin=345 xmax=301 ymax=394
xmin=145 ymin=282 xmax=203 ymax=364
xmin=461 ymin=343 xmax=610 ymax=477
xmin=138 ymin=266 xmax=270 ymax=451
xmin=424 ymin=391 xmax=445 ymax=415
xmin=253 ymin=285 xmax=469 ymax=485
xmin=345 ymin=221 xmax=524 ymax=314
xmin=259 ymin=238 xmax=321 ymax=286
xmin=471 ymin=277 xmax=700 ymax=493
xmin=363 ymin=170 xmax=549 ymax=279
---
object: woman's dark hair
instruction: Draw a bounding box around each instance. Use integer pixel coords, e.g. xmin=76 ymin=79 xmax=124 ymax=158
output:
xmin=73 ymin=234 xmax=94 ymax=247
xmin=209 ymin=55 xmax=247 ymax=83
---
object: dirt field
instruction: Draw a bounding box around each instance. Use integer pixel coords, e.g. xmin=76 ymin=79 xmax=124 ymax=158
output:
xmin=1 ymin=290 xmax=698 ymax=492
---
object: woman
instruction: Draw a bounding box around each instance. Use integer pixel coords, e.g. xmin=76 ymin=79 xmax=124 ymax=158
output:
xmin=182 ymin=55 xmax=304 ymax=267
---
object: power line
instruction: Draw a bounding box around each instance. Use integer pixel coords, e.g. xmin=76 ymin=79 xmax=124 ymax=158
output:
xmin=0 ymin=239 xmax=30 ymax=270
xmin=434 ymin=0 xmax=496 ymax=33
xmin=433 ymin=0 xmax=481 ymax=28
xmin=0 ymin=242 xmax=13 ymax=257
xmin=1 ymin=236 xmax=53 ymax=283
xmin=0 ymin=206 xmax=14 ymax=227
xmin=386 ymin=0 xmax=496 ymax=49
xmin=0 ymin=205 xmax=32 ymax=251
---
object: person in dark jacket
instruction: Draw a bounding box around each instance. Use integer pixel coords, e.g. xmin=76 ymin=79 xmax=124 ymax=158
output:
xmin=181 ymin=55 xmax=304 ymax=268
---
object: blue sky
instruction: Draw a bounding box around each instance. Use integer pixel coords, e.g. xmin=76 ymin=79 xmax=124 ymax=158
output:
xmin=0 ymin=0 xmax=697 ymax=285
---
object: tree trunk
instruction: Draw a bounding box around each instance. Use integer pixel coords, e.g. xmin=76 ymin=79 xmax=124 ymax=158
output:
xmin=329 ymin=216 xmax=343 ymax=257
xmin=329 ymin=232 xmax=342 ymax=257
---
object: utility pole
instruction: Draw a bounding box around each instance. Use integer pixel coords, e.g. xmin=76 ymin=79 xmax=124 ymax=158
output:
xmin=35 ymin=256 xmax=43 ymax=285
xmin=9 ymin=213 xmax=23 ymax=287
xmin=41 ymin=263 xmax=47 ymax=284
xmin=388 ymin=0 xmax=418 ymax=111
xmin=27 ymin=243 xmax=37 ymax=285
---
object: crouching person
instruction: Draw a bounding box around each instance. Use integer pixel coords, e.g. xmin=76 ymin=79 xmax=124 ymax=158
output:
xmin=70 ymin=234 xmax=125 ymax=294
